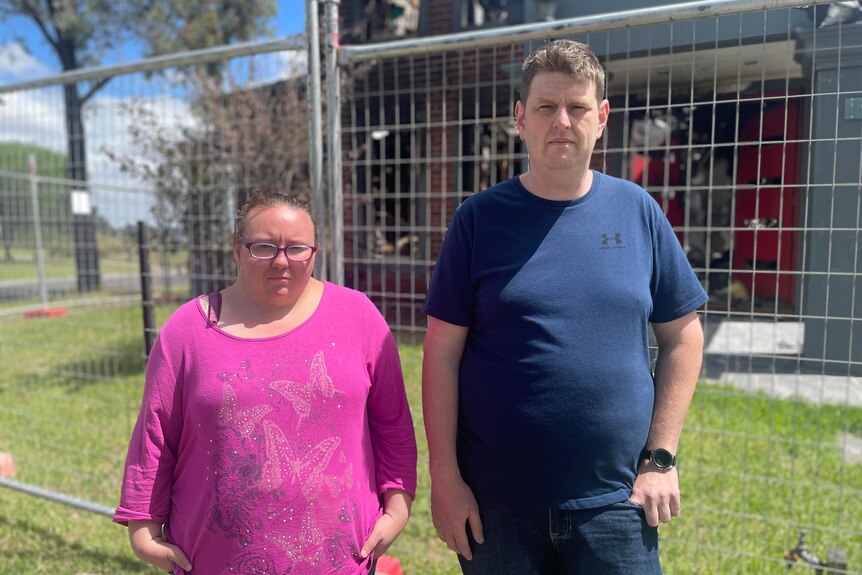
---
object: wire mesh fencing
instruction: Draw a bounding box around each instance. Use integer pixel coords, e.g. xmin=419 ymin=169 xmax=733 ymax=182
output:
xmin=0 ymin=39 xmax=311 ymax=515
xmin=337 ymin=1 xmax=862 ymax=572
xmin=0 ymin=0 xmax=860 ymax=573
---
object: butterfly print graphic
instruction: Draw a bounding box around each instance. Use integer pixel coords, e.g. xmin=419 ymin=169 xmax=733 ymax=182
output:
xmin=309 ymin=351 xmax=340 ymax=398
xmin=321 ymin=459 xmax=353 ymax=497
xmin=217 ymin=383 xmax=272 ymax=438
xmin=269 ymin=379 xmax=313 ymax=426
xmin=257 ymin=420 xmax=340 ymax=498
xmin=270 ymin=351 xmax=341 ymax=428
xmin=217 ymin=357 xmax=256 ymax=386
xmin=264 ymin=502 xmax=325 ymax=568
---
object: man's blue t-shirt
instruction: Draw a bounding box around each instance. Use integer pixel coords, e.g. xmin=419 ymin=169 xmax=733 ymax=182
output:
xmin=423 ymin=172 xmax=708 ymax=509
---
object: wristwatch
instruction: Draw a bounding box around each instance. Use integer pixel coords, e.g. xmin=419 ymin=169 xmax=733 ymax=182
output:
xmin=640 ymin=448 xmax=676 ymax=470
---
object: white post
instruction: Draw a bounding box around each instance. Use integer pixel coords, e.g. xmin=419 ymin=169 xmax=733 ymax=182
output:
xmin=28 ymin=153 xmax=48 ymax=310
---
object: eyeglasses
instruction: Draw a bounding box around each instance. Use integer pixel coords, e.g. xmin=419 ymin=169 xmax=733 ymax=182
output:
xmin=242 ymin=241 xmax=318 ymax=262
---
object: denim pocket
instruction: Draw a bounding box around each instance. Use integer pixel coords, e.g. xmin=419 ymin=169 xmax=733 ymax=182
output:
xmin=617 ymin=498 xmax=649 ymax=522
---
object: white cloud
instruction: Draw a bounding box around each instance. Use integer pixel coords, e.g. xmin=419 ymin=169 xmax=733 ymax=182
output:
xmin=0 ymin=85 xmax=198 ymax=227
xmin=0 ymin=89 xmax=67 ymax=153
xmin=0 ymin=46 xmax=312 ymax=229
xmin=0 ymin=42 xmax=53 ymax=82
xmin=278 ymin=49 xmax=309 ymax=79
xmin=232 ymin=48 xmax=309 ymax=89
xmin=86 ymin=93 xmax=198 ymax=226
xmin=86 ymin=92 xmax=198 ymax=182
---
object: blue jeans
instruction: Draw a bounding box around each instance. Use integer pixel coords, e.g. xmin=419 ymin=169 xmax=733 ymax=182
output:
xmin=458 ymin=483 xmax=661 ymax=575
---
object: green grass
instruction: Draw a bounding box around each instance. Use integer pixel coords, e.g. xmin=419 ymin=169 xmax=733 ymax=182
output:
xmin=0 ymin=243 xmax=188 ymax=283
xmin=1 ymin=304 xmax=861 ymax=574
xmin=0 ymin=254 xmax=137 ymax=281
xmin=662 ymin=386 xmax=862 ymax=574
xmin=0 ymin=304 xmax=156 ymax=574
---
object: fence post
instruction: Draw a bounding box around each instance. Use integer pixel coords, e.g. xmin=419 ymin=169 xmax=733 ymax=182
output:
xmin=137 ymin=221 xmax=156 ymax=359
xmin=27 ymin=154 xmax=49 ymax=311
xmin=325 ymin=0 xmax=343 ymax=285
xmin=307 ymin=0 xmax=328 ymax=282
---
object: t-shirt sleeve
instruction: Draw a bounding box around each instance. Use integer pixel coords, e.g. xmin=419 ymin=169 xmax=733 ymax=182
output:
xmin=363 ymin=301 xmax=418 ymax=499
xmin=423 ymin=203 xmax=475 ymax=326
xmin=113 ymin=331 xmax=183 ymax=525
xmin=648 ymin=199 xmax=709 ymax=323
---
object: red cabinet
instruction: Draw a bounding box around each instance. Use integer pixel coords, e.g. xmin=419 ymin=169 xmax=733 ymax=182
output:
xmin=733 ymin=100 xmax=800 ymax=305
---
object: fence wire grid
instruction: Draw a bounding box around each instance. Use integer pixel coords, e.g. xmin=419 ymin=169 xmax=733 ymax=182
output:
xmin=1 ymin=0 xmax=861 ymax=573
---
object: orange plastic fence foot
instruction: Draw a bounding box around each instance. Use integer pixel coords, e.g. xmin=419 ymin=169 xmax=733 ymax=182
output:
xmin=0 ymin=452 xmax=16 ymax=478
xmin=22 ymin=308 xmax=67 ymax=318
xmin=376 ymin=555 xmax=403 ymax=575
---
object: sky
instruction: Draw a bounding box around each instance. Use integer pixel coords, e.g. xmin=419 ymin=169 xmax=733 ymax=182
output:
xmin=0 ymin=2 xmax=308 ymax=227
xmin=0 ymin=3 xmax=307 ymax=83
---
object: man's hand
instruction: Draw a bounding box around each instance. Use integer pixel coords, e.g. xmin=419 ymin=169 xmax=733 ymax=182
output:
xmin=634 ymin=311 xmax=702 ymax=528
xmin=128 ymin=520 xmax=192 ymax=572
xmin=360 ymin=489 xmax=413 ymax=559
xmin=629 ymin=462 xmax=681 ymax=528
xmin=431 ymin=471 xmax=484 ymax=560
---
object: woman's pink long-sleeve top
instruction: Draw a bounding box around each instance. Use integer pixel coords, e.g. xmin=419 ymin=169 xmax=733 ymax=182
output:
xmin=114 ymin=282 xmax=417 ymax=575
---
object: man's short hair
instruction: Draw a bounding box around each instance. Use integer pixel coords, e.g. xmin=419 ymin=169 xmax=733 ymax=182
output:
xmin=520 ymin=39 xmax=606 ymax=103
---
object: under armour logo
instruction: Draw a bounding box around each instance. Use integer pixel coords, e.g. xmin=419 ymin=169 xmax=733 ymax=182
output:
xmin=600 ymin=232 xmax=623 ymax=248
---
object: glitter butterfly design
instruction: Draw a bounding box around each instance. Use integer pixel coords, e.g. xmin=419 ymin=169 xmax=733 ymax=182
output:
xmin=269 ymin=379 xmax=312 ymax=426
xmin=257 ymin=420 xmax=341 ymax=498
xmin=270 ymin=351 xmax=342 ymax=428
xmin=309 ymin=351 xmax=340 ymax=398
xmin=261 ymin=506 xmax=356 ymax=571
xmin=217 ymin=383 xmax=272 ymax=438
xmin=217 ymin=357 xmax=256 ymax=386
xmin=264 ymin=502 xmax=325 ymax=568
xmin=320 ymin=453 xmax=353 ymax=497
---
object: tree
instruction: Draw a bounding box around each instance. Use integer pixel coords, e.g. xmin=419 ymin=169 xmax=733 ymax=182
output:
xmin=132 ymin=0 xmax=275 ymax=57
xmin=0 ymin=0 xmax=275 ymax=291
xmin=105 ymin=68 xmax=310 ymax=296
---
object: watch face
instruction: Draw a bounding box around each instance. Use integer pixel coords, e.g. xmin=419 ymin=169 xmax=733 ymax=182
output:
xmin=653 ymin=448 xmax=675 ymax=468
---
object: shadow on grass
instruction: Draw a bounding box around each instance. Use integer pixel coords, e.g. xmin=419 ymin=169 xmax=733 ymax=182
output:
xmin=43 ymin=334 xmax=147 ymax=393
xmin=0 ymin=510 xmax=147 ymax=573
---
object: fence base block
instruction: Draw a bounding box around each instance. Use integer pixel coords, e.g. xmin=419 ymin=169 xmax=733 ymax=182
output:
xmin=0 ymin=452 xmax=15 ymax=478
xmin=376 ymin=555 xmax=403 ymax=575
xmin=22 ymin=308 xmax=67 ymax=318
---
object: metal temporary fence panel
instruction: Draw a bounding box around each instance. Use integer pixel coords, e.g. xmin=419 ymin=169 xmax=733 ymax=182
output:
xmin=0 ymin=1 xmax=860 ymax=573
xmin=336 ymin=0 xmax=862 ymax=572
xmin=0 ymin=37 xmax=311 ymax=518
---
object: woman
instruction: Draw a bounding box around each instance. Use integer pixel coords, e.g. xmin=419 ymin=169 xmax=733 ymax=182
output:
xmin=114 ymin=189 xmax=417 ymax=574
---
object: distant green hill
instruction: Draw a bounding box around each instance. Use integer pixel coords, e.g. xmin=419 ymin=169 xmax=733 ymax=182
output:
xmin=0 ymin=142 xmax=67 ymax=177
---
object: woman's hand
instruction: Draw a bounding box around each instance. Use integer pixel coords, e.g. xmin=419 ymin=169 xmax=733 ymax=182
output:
xmin=128 ymin=520 xmax=192 ymax=572
xmin=360 ymin=489 xmax=413 ymax=559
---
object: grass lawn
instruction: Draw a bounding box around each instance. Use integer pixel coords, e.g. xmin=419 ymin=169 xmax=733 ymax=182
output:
xmin=0 ymin=303 xmax=157 ymax=574
xmin=1 ymin=303 xmax=861 ymax=574
xmin=0 ymin=244 xmax=187 ymax=283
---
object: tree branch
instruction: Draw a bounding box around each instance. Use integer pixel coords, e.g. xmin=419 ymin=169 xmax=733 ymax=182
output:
xmin=81 ymin=77 xmax=111 ymax=104
xmin=14 ymin=0 xmax=61 ymax=52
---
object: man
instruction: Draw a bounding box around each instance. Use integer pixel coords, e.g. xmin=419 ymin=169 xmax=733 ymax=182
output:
xmin=422 ymin=39 xmax=707 ymax=574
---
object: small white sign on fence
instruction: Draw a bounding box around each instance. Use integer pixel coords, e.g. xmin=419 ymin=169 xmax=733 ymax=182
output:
xmin=70 ymin=190 xmax=92 ymax=215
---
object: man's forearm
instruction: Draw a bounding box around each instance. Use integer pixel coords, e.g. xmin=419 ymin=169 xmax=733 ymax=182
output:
xmin=422 ymin=352 xmax=461 ymax=478
xmin=648 ymin=312 xmax=704 ymax=450
xmin=422 ymin=318 xmax=468 ymax=479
